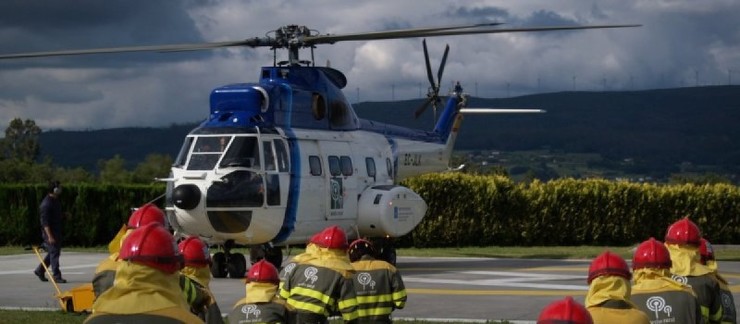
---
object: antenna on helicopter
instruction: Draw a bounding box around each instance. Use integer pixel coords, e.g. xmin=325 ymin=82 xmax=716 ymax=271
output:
xmin=415 ymin=39 xmax=449 ymax=125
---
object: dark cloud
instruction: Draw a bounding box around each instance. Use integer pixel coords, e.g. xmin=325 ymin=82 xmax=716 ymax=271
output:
xmin=0 ymin=0 xmax=211 ymax=68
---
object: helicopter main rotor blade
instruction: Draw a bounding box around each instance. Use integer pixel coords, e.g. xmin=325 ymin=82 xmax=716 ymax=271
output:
xmin=0 ymin=39 xmax=270 ymax=60
xmin=305 ymin=23 xmax=503 ymax=44
xmin=307 ymin=24 xmax=640 ymax=44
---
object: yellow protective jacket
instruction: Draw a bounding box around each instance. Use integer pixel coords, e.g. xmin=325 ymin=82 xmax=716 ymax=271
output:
xmin=667 ymin=243 xmax=724 ymax=323
xmin=85 ymin=262 xmax=202 ymax=324
xmin=230 ymin=282 xmax=287 ymax=324
xmin=585 ymin=275 xmax=650 ymax=324
xmin=631 ymin=268 xmax=703 ymax=323
xmin=347 ymin=255 xmax=407 ymax=324
xmin=278 ymin=243 xmax=358 ymax=322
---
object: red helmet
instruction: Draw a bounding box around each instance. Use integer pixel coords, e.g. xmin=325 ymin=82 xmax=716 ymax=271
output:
xmin=119 ymin=223 xmax=182 ymax=274
xmin=178 ymin=236 xmax=211 ymax=267
xmin=664 ymin=217 xmax=701 ymax=246
xmin=348 ymin=239 xmax=376 ymax=262
xmin=632 ymin=237 xmax=672 ymax=270
xmin=309 ymin=225 xmax=348 ymax=249
xmin=537 ymin=296 xmax=593 ymax=324
xmin=246 ymin=259 xmax=280 ymax=284
xmin=127 ymin=203 xmax=166 ymax=229
xmin=699 ymin=238 xmax=715 ymax=265
xmin=587 ymin=251 xmax=631 ymax=284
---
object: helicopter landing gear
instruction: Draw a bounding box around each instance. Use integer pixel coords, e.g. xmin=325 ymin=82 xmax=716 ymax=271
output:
xmin=249 ymin=244 xmax=284 ymax=269
xmin=210 ymin=240 xmax=247 ymax=279
xmin=372 ymin=237 xmax=397 ymax=266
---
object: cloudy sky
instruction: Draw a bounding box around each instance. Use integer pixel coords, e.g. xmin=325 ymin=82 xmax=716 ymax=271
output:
xmin=0 ymin=0 xmax=738 ymax=132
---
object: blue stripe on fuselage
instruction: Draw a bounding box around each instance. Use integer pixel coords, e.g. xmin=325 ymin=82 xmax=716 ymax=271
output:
xmin=272 ymin=85 xmax=298 ymax=244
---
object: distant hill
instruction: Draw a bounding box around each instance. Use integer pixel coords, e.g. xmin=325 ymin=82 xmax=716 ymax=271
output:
xmin=38 ymin=86 xmax=740 ymax=173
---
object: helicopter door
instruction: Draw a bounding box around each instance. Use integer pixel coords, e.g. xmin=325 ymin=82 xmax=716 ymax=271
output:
xmin=299 ymin=140 xmax=326 ymax=223
xmin=261 ymin=138 xmax=290 ymax=207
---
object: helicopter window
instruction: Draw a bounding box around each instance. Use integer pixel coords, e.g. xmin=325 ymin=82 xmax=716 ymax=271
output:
xmin=340 ymin=156 xmax=353 ymax=176
xmin=312 ymin=93 xmax=326 ymax=120
xmin=219 ymin=136 xmax=260 ymax=169
xmin=187 ymin=136 xmax=229 ymax=170
xmin=174 ymin=137 xmax=194 ymax=167
xmin=263 ymin=140 xmax=276 ymax=171
xmin=309 ymin=155 xmax=322 ymax=176
xmin=274 ymin=139 xmax=289 ymax=172
xmin=329 ymin=101 xmax=348 ymax=127
xmin=328 ymin=156 xmax=341 ymax=176
xmin=365 ymin=157 xmax=376 ymax=179
xmin=386 ymin=158 xmax=393 ymax=177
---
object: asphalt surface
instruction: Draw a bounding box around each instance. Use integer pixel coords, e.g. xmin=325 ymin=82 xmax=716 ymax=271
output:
xmin=1 ymin=251 xmax=738 ymax=322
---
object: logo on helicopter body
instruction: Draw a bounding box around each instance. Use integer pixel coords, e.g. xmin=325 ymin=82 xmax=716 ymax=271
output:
xmin=330 ymin=178 xmax=343 ymax=209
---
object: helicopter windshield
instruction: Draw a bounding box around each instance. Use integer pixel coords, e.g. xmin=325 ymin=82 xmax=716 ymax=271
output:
xmin=220 ymin=136 xmax=260 ymax=169
xmin=185 ymin=136 xmax=232 ymax=170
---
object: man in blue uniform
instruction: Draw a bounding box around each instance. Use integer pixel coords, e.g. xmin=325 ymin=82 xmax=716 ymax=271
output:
xmin=34 ymin=180 xmax=67 ymax=283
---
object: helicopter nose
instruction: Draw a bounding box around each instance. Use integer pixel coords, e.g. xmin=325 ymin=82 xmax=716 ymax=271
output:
xmin=173 ymin=184 xmax=201 ymax=210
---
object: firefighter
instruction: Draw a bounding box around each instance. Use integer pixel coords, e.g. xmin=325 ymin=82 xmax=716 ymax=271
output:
xmin=537 ymin=296 xmax=593 ymax=324
xmin=665 ymin=218 xmax=724 ymax=323
xmin=278 ymin=225 xmax=358 ymax=323
xmin=92 ymin=203 xmax=166 ymax=299
xmin=585 ymin=251 xmax=650 ymax=323
xmin=229 ymin=259 xmax=288 ymax=323
xmin=346 ymin=239 xmax=406 ymax=324
xmin=630 ymin=237 xmax=702 ymax=323
xmin=84 ymin=223 xmax=202 ymax=323
xmin=700 ymin=238 xmax=737 ymax=324
xmin=178 ymin=236 xmax=224 ymax=324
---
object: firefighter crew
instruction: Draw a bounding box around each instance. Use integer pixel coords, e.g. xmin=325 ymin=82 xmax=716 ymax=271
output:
xmin=630 ymin=237 xmax=703 ymax=323
xmin=229 ymin=259 xmax=288 ymax=323
xmin=585 ymin=251 xmax=650 ymax=323
xmin=85 ymin=223 xmax=203 ymax=323
xmin=537 ymin=296 xmax=593 ymax=324
xmin=178 ymin=236 xmax=224 ymax=324
xmin=278 ymin=225 xmax=358 ymax=323
xmin=92 ymin=203 xmax=166 ymax=299
xmin=700 ymin=238 xmax=737 ymax=324
xmin=665 ymin=218 xmax=724 ymax=323
xmin=346 ymin=239 xmax=406 ymax=324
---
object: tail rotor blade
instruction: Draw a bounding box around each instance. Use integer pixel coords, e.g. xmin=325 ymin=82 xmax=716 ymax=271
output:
xmin=422 ymin=39 xmax=435 ymax=88
xmin=437 ymin=44 xmax=449 ymax=87
xmin=414 ymin=97 xmax=433 ymax=119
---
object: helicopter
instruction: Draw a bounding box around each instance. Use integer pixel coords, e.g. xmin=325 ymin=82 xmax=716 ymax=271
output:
xmin=0 ymin=22 xmax=639 ymax=277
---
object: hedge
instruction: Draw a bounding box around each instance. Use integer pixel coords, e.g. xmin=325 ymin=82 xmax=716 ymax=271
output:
xmin=1 ymin=176 xmax=738 ymax=247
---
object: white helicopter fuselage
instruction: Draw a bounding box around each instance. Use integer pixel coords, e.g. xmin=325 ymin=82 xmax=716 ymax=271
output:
xmin=166 ymin=117 xmax=460 ymax=247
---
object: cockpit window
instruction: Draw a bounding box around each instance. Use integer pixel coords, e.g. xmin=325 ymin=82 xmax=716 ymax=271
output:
xmin=186 ymin=136 xmax=230 ymax=170
xmin=219 ymin=136 xmax=260 ymax=169
xmin=263 ymin=141 xmax=276 ymax=171
xmin=174 ymin=137 xmax=194 ymax=167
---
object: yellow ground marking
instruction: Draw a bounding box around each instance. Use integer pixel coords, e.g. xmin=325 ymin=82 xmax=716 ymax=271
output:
xmin=407 ymin=288 xmax=586 ymax=296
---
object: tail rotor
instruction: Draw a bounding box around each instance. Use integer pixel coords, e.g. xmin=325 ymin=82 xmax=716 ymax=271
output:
xmin=415 ymin=39 xmax=449 ymax=121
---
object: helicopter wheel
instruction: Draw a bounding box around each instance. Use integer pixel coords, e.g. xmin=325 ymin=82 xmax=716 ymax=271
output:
xmin=265 ymin=246 xmax=283 ymax=269
xmin=374 ymin=238 xmax=397 ymax=266
xmin=210 ymin=252 xmax=228 ymax=278
xmin=250 ymin=244 xmax=283 ymax=269
xmin=227 ymin=252 xmax=247 ymax=279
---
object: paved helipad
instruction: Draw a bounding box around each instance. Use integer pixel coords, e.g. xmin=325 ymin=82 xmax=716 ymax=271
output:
xmin=1 ymin=252 xmax=738 ymax=322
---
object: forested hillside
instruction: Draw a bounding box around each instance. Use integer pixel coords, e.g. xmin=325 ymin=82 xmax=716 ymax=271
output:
xmin=38 ymin=86 xmax=740 ymax=176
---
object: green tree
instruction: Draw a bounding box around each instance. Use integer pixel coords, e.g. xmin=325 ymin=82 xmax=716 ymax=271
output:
xmin=132 ymin=153 xmax=173 ymax=183
xmin=1 ymin=118 xmax=41 ymax=162
xmin=98 ymin=155 xmax=132 ymax=183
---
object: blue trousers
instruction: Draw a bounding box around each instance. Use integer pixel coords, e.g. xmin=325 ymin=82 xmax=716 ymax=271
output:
xmin=35 ymin=242 xmax=62 ymax=279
